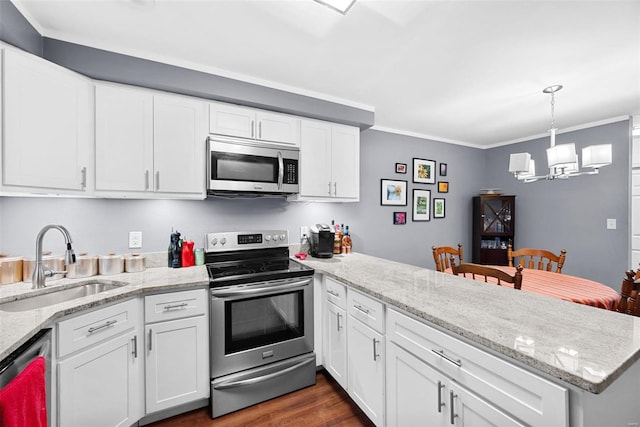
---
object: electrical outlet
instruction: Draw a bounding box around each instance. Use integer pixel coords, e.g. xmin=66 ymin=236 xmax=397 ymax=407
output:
xmin=300 ymin=225 xmax=309 ymax=237
xmin=607 ymin=218 xmax=616 ymax=230
xmin=129 ymin=231 xmax=143 ymax=249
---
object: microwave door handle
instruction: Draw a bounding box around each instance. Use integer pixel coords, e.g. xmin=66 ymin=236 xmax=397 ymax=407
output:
xmin=277 ymin=151 xmax=284 ymax=190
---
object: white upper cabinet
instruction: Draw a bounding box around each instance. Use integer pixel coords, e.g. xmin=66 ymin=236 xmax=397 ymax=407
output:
xmin=95 ymin=83 xmax=206 ymax=198
xmin=296 ymin=119 xmax=360 ymax=201
xmin=209 ymin=101 xmax=300 ymax=146
xmin=2 ymin=47 xmax=93 ymax=194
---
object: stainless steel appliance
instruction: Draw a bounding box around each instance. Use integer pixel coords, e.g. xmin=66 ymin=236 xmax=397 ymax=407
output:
xmin=207 ymin=137 xmax=299 ymax=196
xmin=205 ymin=230 xmax=315 ymax=418
xmin=0 ymin=329 xmax=52 ymax=426
xmin=309 ymin=224 xmax=335 ymax=258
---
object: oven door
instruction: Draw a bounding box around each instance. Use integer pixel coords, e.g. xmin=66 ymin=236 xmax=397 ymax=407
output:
xmin=207 ymin=138 xmax=299 ymax=194
xmin=210 ymin=276 xmax=313 ymax=378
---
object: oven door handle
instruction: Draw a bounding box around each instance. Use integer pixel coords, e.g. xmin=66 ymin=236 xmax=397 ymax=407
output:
xmin=213 ymin=356 xmax=315 ymax=390
xmin=210 ymin=278 xmax=311 ymax=297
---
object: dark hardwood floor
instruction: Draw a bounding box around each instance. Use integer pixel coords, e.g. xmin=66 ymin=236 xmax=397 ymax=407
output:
xmin=147 ymin=370 xmax=374 ymax=427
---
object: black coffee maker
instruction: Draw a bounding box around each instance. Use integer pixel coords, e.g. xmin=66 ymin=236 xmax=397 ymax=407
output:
xmin=309 ymin=224 xmax=335 ymax=258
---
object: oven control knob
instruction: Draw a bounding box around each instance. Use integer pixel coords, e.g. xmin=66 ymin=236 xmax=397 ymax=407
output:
xmin=280 ymin=234 xmax=286 ymax=241
xmin=265 ymin=235 xmax=271 ymax=241
xmin=210 ymin=237 xmax=218 ymax=246
xmin=220 ymin=237 xmax=227 ymax=245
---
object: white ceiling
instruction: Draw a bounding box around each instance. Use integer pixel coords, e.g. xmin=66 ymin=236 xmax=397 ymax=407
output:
xmin=12 ymin=0 xmax=640 ymax=147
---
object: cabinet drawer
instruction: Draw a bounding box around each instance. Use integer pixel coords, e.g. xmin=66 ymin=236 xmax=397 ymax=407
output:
xmin=58 ymin=298 xmax=139 ymax=358
xmin=387 ymin=308 xmax=568 ymax=427
xmin=347 ymin=289 xmax=384 ymax=333
xmin=144 ymin=289 xmax=207 ymax=323
xmin=325 ymin=277 xmax=347 ymax=309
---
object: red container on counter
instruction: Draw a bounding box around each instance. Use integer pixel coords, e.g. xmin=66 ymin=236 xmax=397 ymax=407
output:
xmin=181 ymin=241 xmax=195 ymax=267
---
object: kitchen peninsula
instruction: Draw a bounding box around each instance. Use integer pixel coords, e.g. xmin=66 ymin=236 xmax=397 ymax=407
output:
xmin=1 ymin=252 xmax=639 ymax=426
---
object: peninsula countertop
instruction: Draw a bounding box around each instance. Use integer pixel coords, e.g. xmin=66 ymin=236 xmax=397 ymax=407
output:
xmin=296 ymin=252 xmax=639 ymax=394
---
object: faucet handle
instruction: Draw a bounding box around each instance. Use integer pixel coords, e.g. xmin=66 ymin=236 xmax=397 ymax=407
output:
xmin=44 ymin=270 xmax=67 ymax=278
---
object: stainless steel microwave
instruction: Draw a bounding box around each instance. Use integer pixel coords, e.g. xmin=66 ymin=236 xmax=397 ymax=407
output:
xmin=207 ymin=137 xmax=299 ymax=196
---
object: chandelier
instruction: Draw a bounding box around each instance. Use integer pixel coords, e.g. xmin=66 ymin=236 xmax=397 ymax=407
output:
xmin=509 ymin=85 xmax=612 ymax=183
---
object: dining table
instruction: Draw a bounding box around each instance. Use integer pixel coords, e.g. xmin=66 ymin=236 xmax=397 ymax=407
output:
xmin=446 ymin=265 xmax=620 ymax=310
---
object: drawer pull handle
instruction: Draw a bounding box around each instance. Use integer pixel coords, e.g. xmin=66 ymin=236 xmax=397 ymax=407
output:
xmin=87 ymin=319 xmax=117 ymax=334
xmin=437 ymin=381 xmax=445 ymax=413
xmin=164 ymin=303 xmax=188 ymax=311
xmin=432 ymin=349 xmax=462 ymax=367
xmin=450 ymin=391 xmax=458 ymax=424
xmin=327 ymin=289 xmax=340 ymax=298
xmin=354 ymin=304 xmax=370 ymax=315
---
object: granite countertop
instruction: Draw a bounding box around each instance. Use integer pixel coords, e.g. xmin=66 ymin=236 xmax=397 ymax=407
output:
xmin=296 ymin=252 xmax=640 ymax=394
xmin=0 ymin=256 xmax=209 ymax=361
xmin=2 ymin=250 xmax=638 ymax=394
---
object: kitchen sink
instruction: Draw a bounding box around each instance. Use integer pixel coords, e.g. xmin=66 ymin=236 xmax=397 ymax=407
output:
xmin=0 ymin=281 xmax=126 ymax=312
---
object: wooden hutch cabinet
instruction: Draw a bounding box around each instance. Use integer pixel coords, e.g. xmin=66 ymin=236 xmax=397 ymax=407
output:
xmin=472 ymin=195 xmax=515 ymax=266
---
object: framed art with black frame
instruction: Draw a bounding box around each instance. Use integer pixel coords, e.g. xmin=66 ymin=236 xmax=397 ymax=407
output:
xmin=412 ymin=189 xmax=431 ymax=221
xmin=433 ymin=198 xmax=445 ymax=218
xmin=381 ymin=179 xmax=407 ymax=206
xmin=412 ymin=158 xmax=436 ymax=184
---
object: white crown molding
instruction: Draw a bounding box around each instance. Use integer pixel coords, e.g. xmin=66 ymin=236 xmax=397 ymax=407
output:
xmin=369 ymin=126 xmax=484 ymax=149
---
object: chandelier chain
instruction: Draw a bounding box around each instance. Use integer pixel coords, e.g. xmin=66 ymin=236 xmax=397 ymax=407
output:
xmin=550 ymin=91 xmax=555 ymax=129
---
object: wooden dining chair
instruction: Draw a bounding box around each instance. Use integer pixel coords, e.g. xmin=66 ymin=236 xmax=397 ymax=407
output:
xmin=507 ymin=244 xmax=567 ymax=274
xmin=432 ymin=244 xmax=463 ymax=272
xmin=615 ymin=270 xmax=640 ymax=316
xmin=450 ymin=258 xmax=523 ymax=290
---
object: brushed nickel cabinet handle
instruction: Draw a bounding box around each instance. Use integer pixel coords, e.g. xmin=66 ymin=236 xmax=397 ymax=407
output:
xmin=145 ymin=170 xmax=150 ymax=190
xmin=148 ymin=328 xmax=153 ymax=351
xmin=437 ymin=381 xmax=445 ymax=413
xmin=132 ymin=335 xmax=138 ymax=358
xmin=432 ymin=349 xmax=462 ymax=367
xmin=450 ymin=391 xmax=458 ymax=424
xmin=80 ymin=166 xmax=87 ymax=190
xmin=155 ymin=171 xmax=160 ymax=191
xmin=87 ymin=319 xmax=116 ymax=334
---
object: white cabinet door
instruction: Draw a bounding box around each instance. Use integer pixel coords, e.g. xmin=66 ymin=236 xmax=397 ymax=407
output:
xmin=298 ymin=119 xmax=360 ymax=201
xmin=209 ymin=102 xmax=255 ymax=139
xmin=153 ymin=94 xmax=206 ymax=195
xmin=452 ymin=384 xmax=525 ymax=427
xmin=145 ymin=315 xmax=209 ymax=414
xmin=255 ymin=110 xmax=299 ymax=145
xmin=347 ymin=316 xmax=384 ymax=426
xmin=324 ymin=301 xmax=347 ymax=389
xmin=95 ymin=84 xmax=153 ymax=192
xmin=331 ymin=125 xmax=359 ymax=199
xmin=386 ymin=342 xmax=447 ymax=427
xmin=300 ymin=119 xmax=332 ymax=197
xmin=3 ymin=48 xmax=92 ymax=192
xmin=57 ymin=330 xmax=142 ymax=427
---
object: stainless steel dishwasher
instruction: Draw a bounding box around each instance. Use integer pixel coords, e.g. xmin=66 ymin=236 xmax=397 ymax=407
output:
xmin=0 ymin=329 xmax=52 ymax=425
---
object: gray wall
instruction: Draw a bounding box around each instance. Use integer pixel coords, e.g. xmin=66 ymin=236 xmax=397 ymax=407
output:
xmin=0 ymin=129 xmax=482 ymax=271
xmin=484 ymin=119 xmax=631 ymax=288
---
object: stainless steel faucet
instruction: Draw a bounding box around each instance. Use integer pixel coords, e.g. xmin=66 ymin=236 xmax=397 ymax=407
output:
xmin=32 ymin=225 xmax=76 ymax=290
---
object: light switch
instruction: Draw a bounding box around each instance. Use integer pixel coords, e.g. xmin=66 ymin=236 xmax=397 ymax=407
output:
xmin=606 ymin=219 xmax=616 ymax=230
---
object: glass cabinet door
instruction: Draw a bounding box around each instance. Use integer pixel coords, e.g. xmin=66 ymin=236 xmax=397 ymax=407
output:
xmin=482 ymin=198 xmax=513 ymax=234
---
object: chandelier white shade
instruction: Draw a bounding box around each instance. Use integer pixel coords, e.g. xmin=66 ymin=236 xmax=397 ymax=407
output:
xmin=509 ymin=85 xmax=612 ymax=183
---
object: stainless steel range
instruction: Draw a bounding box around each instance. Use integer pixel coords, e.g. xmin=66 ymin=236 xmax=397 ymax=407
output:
xmin=205 ymin=230 xmax=316 ymax=418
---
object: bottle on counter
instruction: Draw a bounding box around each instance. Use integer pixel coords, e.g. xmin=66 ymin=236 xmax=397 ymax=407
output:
xmin=182 ymin=240 xmax=195 ymax=267
xmin=300 ymin=233 xmax=310 ymax=254
xmin=341 ymin=225 xmax=352 ymax=254
xmin=169 ymin=231 xmax=182 ymax=268
xmin=333 ymin=223 xmax=342 ymax=254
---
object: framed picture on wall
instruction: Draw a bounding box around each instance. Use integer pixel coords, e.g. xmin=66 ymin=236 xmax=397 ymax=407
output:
xmin=412 ymin=158 xmax=436 ymax=184
xmin=412 ymin=189 xmax=431 ymax=221
xmin=393 ymin=212 xmax=407 ymax=225
xmin=440 ymin=163 xmax=448 ymax=176
xmin=395 ymin=163 xmax=407 ymax=174
xmin=381 ymin=179 xmax=408 ymax=206
xmin=433 ymin=198 xmax=446 ymax=218
xmin=438 ymin=181 xmax=449 ymax=193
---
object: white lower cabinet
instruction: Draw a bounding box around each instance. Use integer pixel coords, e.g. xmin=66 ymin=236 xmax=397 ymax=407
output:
xmin=386 ymin=342 xmax=524 ymax=427
xmin=386 ymin=308 xmax=568 ymax=427
xmin=324 ymin=298 xmax=347 ymax=389
xmin=144 ymin=289 xmax=209 ymax=414
xmin=57 ymin=299 xmax=143 ymax=427
xmin=347 ymin=289 xmax=385 ymax=426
